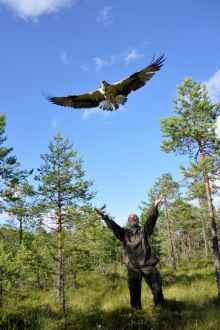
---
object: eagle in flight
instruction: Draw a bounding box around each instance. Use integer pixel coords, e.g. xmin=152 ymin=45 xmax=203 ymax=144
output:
xmin=49 ymin=55 xmax=165 ymax=111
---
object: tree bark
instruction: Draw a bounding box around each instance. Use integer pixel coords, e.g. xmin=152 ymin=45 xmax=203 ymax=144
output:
xmin=200 ymin=148 xmax=220 ymax=298
xmin=187 ymin=233 xmax=193 ymax=258
xmin=181 ymin=236 xmax=187 ymax=260
xmin=57 ymin=209 xmax=66 ymax=313
xmin=198 ymin=198 xmax=209 ymax=258
xmin=184 ymin=234 xmax=190 ymax=261
xmin=200 ymin=212 xmax=209 ymax=258
xmin=72 ymin=271 xmax=78 ymax=289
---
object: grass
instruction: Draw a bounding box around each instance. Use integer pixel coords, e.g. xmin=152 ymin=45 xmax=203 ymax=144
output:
xmin=1 ymin=260 xmax=220 ymax=329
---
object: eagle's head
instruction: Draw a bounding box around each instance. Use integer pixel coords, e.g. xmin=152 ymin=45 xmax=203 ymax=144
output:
xmin=100 ymin=80 xmax=109 ymax=90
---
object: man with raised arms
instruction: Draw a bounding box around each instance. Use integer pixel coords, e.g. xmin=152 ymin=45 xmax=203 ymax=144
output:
xmin=96 ymin=197 xmax=164 ymax=309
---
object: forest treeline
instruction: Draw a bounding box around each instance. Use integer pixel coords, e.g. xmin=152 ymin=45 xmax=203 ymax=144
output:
xmin=0 ymin=77 xmax=220 ymax=316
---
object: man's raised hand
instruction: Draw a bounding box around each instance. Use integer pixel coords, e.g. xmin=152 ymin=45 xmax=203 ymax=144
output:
xmin=95 ymin=204 xmax=107 ymax=218
xmin=154 ymin=196 xmax=163 ymax=208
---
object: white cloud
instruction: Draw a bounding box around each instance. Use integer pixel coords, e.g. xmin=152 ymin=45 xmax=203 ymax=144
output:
xmin=92 ymin=48 xmax=144 ymax=71
xmin=60 ymin=50 xmax=69 ymax=65
xmin=0 ymin=0 xmax=76 ymax=19
xmin=205 ymin=70 xmax=220 ymax=101
xmin=205 ymin=72 xmax=220 ymax=140
xmin=125 ymin=49 xmax=144 ymax=64
xmin=96 ymin=5 xmax=112 ymax=26
xmin=93 ymin=57 xmax=109 ymax=71
xmin=93 ymin=55 xmax=115 ymax=71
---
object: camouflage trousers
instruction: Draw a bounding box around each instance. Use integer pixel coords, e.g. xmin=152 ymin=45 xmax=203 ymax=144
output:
xmin=127 ymin=265 xmax=164 ymax=309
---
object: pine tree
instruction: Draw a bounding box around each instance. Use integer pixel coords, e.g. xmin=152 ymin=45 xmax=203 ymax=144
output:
xmin=186 ymin=179 xmax=210 ymax=257
xmin=35 ymin=132 xmax=94 ymax=313
xmin=65 ymin=205 xmax=121 ymax=280
xmin=168 ymin=198 xmax=198 ymax=261
xmin=0 ymin=115 xmax=18 ymax=181
xmin=0 ymin=114 xmax=20 ymax=306
xmin=141 ymin=173 xmax=180 ymax=270
xmin=5 ymin=169 xmax=34 ymax=244
xmin=161 ymin=77 xmax=220 ymax=298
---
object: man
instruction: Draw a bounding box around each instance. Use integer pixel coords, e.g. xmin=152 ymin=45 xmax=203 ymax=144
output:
xmin=95 ymin=197 xmax=164 ymax=309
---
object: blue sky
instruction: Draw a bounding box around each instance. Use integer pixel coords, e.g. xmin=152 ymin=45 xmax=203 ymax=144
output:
xmin=1 ymin=0 xmax=220 ymax=224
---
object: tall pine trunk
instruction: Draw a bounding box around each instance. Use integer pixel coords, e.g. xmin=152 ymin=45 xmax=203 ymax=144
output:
xmin=198 ymin=198 xmax=209 ymax=258
xmin=181 ymin=236 xmax=188 ymax=260
xmin=200 ymin=210 xmax=209 ymax=258
xmin=200 ymin=148 xmax=220 ymax=299
xmin=57 ymin=209 xmax=66 ymax=313
xmin=187 ymin=233 xmax=193 ymax=258
xmin=72 ymin=271 xmax=78 ymax=289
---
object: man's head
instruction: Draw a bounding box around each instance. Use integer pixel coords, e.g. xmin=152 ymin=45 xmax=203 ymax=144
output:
xmin=128 ymin=213 xmax=139 ymax=226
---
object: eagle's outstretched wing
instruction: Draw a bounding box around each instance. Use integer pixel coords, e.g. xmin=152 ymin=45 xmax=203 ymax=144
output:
xmin=113 ymin=55 xmax=165 ymax=96
xmin=48 ymin=90 xmax=104 ymax=109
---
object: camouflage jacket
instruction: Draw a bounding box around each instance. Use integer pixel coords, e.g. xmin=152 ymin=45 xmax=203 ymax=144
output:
xmin=102 ymin=206 xmax=159 ymax=270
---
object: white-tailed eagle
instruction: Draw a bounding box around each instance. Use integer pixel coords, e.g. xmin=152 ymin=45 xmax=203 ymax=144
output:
xmin=48 ymin=55 xmax=165 ymax=111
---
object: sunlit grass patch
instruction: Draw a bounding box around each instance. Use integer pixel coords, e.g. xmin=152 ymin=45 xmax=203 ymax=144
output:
xmin=1 ymin=261 xmax=220 ymax=329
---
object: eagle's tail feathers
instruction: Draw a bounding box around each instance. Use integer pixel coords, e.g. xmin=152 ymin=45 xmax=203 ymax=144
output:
xmin=116 ymin=95 xmax=127 ymax=106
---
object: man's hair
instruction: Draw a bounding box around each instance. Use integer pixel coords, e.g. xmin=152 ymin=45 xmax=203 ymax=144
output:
xmin=128 ymin=213 xmax=139 ymax=223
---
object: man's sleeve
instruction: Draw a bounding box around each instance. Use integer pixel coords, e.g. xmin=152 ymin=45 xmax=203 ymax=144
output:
xmin=144 ymin=205 xmax=159 ymax=237
xmin=102 ymin=214 xmax=125 ymax=242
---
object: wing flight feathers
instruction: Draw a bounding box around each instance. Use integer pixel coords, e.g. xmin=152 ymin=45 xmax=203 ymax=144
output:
xmin=48 ymin=90 xmax=104 ymax=109
xmin=113 ymin=54 xmax=165 ymax=96
xmin=48 ymin=55 xmax=165 ymax=111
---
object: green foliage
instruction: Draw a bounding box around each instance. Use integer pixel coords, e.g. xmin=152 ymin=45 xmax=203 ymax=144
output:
xmin=0 ymin=242 xmax=14 ymax=294
xmin=160 ymin=77 xmax=220 ymax=300
xmin=34 ymin=132 xmax=96 ymax=312
xmin=30 ymin=233 xmax=55 ymax=289
xmin=148 ymin=173 xmax=180 ymax=203
xmin=5 ymin=169 xmax=35 ymax=243
xmin=1 ymin=262 xmax=220 ymax=330
xmin=140 ymin=173 xmax=181 ymax=263
xmin=0 ymin=114 xmax=20 ymax=210
xmin=161 ymin=77 xmax=220 ymax=157
xmin=35 ymin=132 xmax=94 ymax=215
xmin=1 ymin=79 xmax=220 ymax=327
xmin=65 ymin=206 xmax=121 ymax=274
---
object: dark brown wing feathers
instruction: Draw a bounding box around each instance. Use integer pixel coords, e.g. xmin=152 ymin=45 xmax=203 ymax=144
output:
xmin=113 ymin=54 xmax=165 ymax=96
xmin=48 ymin=90 xmax=104 ymax=109
xmin=48 ymin=54 xmax=165 ymax=110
